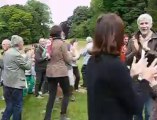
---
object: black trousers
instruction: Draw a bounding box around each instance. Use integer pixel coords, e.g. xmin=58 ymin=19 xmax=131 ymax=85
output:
xmin=81 ymin=65 xmax=87 ymax=87
xmin=73 ymin=66 xmax=80 ymax=90
xmin=35 ymin=70 xmax=48 ymax=96
xmin=44 ymin=76 xmax=70 ymax=120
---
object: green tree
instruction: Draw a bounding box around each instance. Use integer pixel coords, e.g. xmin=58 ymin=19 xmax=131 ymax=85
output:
xmin=26 ymin=0 xmax=53 ymax=42
xmin=0 ymin=5 xmax=33 ymax=44
xmin=146 ymin=0 xmax=157 ymax=31
xmin=71 ymin=6 xmax=92 ymax=25
xmin=112 ymin=0 xmax=147 ymax=34
xmin=90 ymin=0 xmax=105 ymax=13
xmin=68 ymin=0 xmax=147 ymax=38
xmin=89 ymin=0 xmax=147 ymax=35
xmin=0 ymin=0 xmax=53 ymax=44
xmin=68 ymin=6 xmax=92 ymax=38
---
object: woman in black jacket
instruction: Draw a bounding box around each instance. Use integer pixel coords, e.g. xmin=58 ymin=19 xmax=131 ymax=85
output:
xmin=86 ymin=13 xmax=157 ymax=120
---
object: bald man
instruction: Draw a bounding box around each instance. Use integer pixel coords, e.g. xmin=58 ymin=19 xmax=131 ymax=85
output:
xmin=0 ymin=39 xmax=11 ymax=100
xmin=0 ymin=39 xmax=11 ymax=85
xmin=1 ymin=39 xmax=11 ymax=53
xmin=0 ymin=39 xmax=11 ymax=69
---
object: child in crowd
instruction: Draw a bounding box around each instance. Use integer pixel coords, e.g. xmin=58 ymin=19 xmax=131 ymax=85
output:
xmin=23 ymin=48 xmax=35 ymax=97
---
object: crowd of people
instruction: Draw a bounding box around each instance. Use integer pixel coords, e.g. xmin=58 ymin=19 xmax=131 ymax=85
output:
xmin=0 ymin=25 xmax=92 ymax=120
xmin=0 ymin=12 xmax=157 ymax=120
xmin=87 ymin=13 xmax=157 ymax=120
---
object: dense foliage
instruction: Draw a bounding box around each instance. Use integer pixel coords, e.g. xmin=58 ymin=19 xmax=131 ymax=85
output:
xmin=64 ymin=0 xmax=157 ymax=39
xmin=0 ymin=0 xmax=157 ymax=42
xmin=0 ymin=0 xmax=52 ymax=44
xmin=146 ymin=0 xmax=157 ymax=31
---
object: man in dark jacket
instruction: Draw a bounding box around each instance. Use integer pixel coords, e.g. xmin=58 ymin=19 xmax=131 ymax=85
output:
xmin=34 ymin=38 xmax=48 ymax=98
xmin=126 ymin=13 xmax=157 ymax=120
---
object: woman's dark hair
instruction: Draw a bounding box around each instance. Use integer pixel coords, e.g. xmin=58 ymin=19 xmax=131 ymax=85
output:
xmin=50 ymin=25 xmax=62 ymax=38
xmin=92 ymin=13 xmax=124 ymax=56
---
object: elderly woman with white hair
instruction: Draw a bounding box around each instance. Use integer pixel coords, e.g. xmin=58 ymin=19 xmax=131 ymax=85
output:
xmin=126 ymin=13 xmax=157 ymax=120
xmin=80 ymin=36 xmax=93 ymax=88
xmin=2 ymin=35 xmax=32 ymax=120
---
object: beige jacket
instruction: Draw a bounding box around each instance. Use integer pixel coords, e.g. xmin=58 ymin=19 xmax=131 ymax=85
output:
xmin=46 ymin=39 xmax=71 ymax=77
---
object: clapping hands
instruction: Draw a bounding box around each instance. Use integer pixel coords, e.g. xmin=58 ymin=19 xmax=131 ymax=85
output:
xmin=130 ymin=52 xmax=157 ymax=83
xmin=139 ymin=35 xmax=150 ymax=51
xmin=141 ymin=58 xmax=157 ymax=82
xmin=130 ymin=50 xmax=148 ymax=77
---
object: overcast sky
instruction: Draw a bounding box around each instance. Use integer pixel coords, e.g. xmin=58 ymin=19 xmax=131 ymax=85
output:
xmin=0 ymin=0 xmax=91 ymax=24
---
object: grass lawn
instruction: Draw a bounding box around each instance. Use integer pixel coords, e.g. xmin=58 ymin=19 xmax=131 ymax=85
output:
xmin=0 ymin=40 xmax=88 ymax=120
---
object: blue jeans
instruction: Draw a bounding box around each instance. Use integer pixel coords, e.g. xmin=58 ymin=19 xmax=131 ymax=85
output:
xmin=133 ymin=109 xmax=143 ymax=120
xmin=2 ymin=86 xmax=23 ymax=120
xmin=133 ymin=97 xmax=153 ymax=120
xmin=144 ymin=97 xmax=153 ymax=120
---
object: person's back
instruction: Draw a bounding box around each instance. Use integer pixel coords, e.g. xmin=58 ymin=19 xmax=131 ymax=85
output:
xmin=49 ymin=40 xmax=66 ymax=64
xmin=3 ymin=48 xmax=31 ymax=89
xmin=46 ymin=39 xmax=70 ymax=77
xmin=2 ymin=35 xmax=32 ymax=120
xmin=87 ymin=55 xmax=135 ymax=120
xmin=44 ymin=25 xmax=71 ymax=120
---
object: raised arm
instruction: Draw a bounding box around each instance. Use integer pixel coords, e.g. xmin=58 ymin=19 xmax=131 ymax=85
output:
xmin=126 ymin=39 xmax=137 ymax=66
xmin=15 ymin=54 xmax=32 ymax=70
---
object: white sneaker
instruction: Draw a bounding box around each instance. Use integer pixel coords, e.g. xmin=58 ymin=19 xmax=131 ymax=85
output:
xmin=38 ymin=91 xmax=43 ymax=95
xmin=60 ymin=114 xmax=70 ymax=120
xmin=0 ymin=96 xmax=4 ymax=100
xmin=55 ymin=97 xmax=60 ymax=103
xmin=36 ymin=95 xmax=44 ymax=99
xmin=76 ymin=89 xmax=86 ymax=93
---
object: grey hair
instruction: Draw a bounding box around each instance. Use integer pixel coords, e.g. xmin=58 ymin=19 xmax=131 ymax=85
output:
xmin=2 ymin=39 xmax=11 ymax=46
xmin=11 ymin=35 xmax=23 ymax=47
xmin=86 ymin=36 xmax=93 ymax=43
xmin=137 ymin=13 xmax=153 ymax=25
